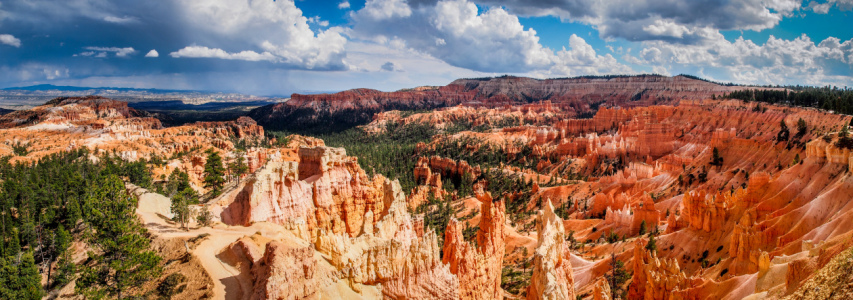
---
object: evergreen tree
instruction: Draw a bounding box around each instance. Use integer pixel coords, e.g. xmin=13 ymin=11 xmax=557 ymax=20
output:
xmin=171 ymin=187 xmax=198 ymax=230
xmin=203 ymin=149 xmax=226 ymax=197
xmin=777 ymin=120 xmax=790 ymax=142
xmin=607 ymin=253 xmax=630 ymax=299
xmin=0 ymin=251 xmax=44 ymax=299
xmin=710 ymin=147 xmax=724 ymax=167
xmin=638 ymin=220 xmax=647 ymax=236
xmin=646 ymin=234 xmax=658 ymax=252
xmin=796 ymin=118 xmax=808 ymax=137
xmin=196 ymin=205 xmax=214 ymax=227
xmin=7 ymin=228 xmax=21 ymax=257
xmin=76 ymin=175 xmax=162 ymax=300
xmin=166 ymin=169 xmax=191 ymax=197
xmin=228 ymin=154 xmax=249 ymax=183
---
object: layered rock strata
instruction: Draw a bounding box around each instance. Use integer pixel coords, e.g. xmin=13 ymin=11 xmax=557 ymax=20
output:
xmin=527 ymin=201 xmax=575 ymax=300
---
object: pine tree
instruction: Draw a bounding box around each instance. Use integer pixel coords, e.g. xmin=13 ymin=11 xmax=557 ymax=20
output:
xmin=646 ymin=234 xmax=658 ymax=252
xmin=711 ymin=147 xmax=724 ymax=167
xmin=166 ymin=169 xmax=191 ymax=197
xmin=638 ymin=220 xmax=647 ymax=236
xmin=607 ymin=253 xmax=630 ymax=299
xmin=203 ymin=149 xmax=226 ymax=197
xmin=0 ymin=251 xmax=44 ymax=299
xmin=171 ymin=187 xmax=198 ymax=230
xmin=796 ymin=118 xmax=807 ymax=137
xmin=196 ymin=205 xmax=214 ymax=227
xmin=229 ymin=154 xmax=249 ymax=183
xmin=17 ymin=252 xmax=43 ymax=299
xmin=76 ymin=175 xmax=162 ymax=299
xmin=777 ymin=120 xmax=790 ymax=142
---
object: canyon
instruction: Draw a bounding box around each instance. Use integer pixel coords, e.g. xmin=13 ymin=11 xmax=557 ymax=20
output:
xmin=3 ymin=75 xmax=853 ymax=299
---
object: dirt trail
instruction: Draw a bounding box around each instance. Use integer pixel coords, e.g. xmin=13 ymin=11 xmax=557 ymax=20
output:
xmin=131 ymin=185 xmax=288 ymax=300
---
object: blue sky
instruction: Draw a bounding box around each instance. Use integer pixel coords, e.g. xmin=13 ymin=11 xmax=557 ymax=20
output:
xmin=0 ymin=0 xmax=851 ymax=95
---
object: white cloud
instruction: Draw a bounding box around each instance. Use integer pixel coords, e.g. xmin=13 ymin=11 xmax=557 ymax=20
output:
xmin=175 ymin=0 xmax=348 ymax=70
xmin=642 ymin=20 xmax=690 ymax=39
xmin=625 ymin=34 xmax=853 ymax=86
xmin=350 ymin=0 xmax=632 ymax=75
xmin=808 ymin=0 xmax=853 ymax=13
xmin=82 ymin=46 xmax=137 ymax=57
xmin=548 ymin=34 xmax=634 ymax=76
xmin=475 ymin=0 xmax=801 ymax=45
xmin=353 ymin=0 xmax=413 ymax=21
xmin=307 ymin=16 xmax=330 ymax=27
xmin=103 ymin=15 xmax=137 ymax=24
xmin=339 ymin=1 xmax=351 ymax=9
xmin=169 ymin=46 xmax=276 ymax=61
xmin=145 ymin=49 xmax=159 ymax=57
xmin=0 ymin=34 xmax=21 ymax=47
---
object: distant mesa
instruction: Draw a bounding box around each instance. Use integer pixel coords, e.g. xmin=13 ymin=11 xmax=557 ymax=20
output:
xmin=249 ymin=74 xmax=751 ymax=133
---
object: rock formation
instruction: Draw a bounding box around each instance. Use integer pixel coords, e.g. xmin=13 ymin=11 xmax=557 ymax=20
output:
xmin=248 ymin=75 xmax=756 ymax=131
xmin=592 ymin=279 xmax=612 ymax=300
xmin=251 ymin=241 xmax=319 ymax=300
xmin=442 ymin=192 xmax=506 ymax=300
xmin=527 ymin=201 xmax=575 ymax=300
xmin=628 ymin=239 xmax=700 ymax=300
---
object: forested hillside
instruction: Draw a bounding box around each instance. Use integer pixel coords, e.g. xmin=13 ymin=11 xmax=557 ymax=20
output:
xmin=0 ymin=150 xmax=160 ymax=299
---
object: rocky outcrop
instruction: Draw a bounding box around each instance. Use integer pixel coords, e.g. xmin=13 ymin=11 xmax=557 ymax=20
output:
xmin=681 ymin=189 xmax=742 ymax=232
xmin=527 ymin=201 xmax=575 ymax=300
xmin=632 ymin=195 xmax=660 ymax=235
xmin=314 ymin=179 xmax=459 ymax=299
xmin=223 ymin=146 xmax=391 ymax=237
xmin=443 ymin=192 xmax=506 ymax=300
xmin=414 ymin=156 xmax=481 ymax=189
xmin=221 ymin=146 xmax=463 ymax=299
xmin=592 ymin=279 xmax=612 ymax=300
xmin=251 ymin=241 xmax=319 ymax=300
xmin=0 ymin=96 xmax=265 ymax=168
xmin=628 ymin=239 xmax=700 ymax=300
xmin=0 ymin=96 xmax=152 ymax=128
xmin=221 ymin=160 xmax=315 ymax=229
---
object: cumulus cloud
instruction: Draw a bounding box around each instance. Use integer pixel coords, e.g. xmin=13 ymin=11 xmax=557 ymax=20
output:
xmin=473 ymin=0 xmax=800 ymax=45
xmin=339 ymin=1 xmax=351 ymax=9
xmin=351 ymin=0 xmax=630 ymax=75
xmin=307 ymin=16 xmax=329 ymax=27
xmin=145 ymin=49 xmax=159 ymax=57
xmin=548 ymin=34 xmax=634 ymax=76
xmin=625 ymin=34 xmax=853 ymax=86
xmin=82 ymin=46 xmax=136 ymax=57
xmin=169 ymin=46 xmax=276 ymax=61
xmin=808 ymin=0 xmax=853 ymax=13
xmin=0 ymin=34 xmax=21 ymax=47
xmin=354 ymin=0 xmax=413 ymax=21
xmin=175 ymin=0 xmax=348 ymax=70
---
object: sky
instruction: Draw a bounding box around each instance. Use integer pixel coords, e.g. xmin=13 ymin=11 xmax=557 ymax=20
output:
xmin=0 ymin=0 xmax=851 ymax=96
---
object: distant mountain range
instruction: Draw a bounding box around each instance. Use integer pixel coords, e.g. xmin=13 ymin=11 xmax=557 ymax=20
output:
xmin=2 ymin=84 xmax=198 ymax=94
xmin=0 ymin=84 xmax=288 ymax=107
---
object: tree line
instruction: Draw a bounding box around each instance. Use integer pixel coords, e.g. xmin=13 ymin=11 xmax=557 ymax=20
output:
xmin=0 ymin=149 xmax=163 ymax=299
xmin=725 ymin=87 xmax=853 ymax=114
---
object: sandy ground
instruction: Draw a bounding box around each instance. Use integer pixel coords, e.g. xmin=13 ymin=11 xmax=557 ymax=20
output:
xmin=132 ymin=184 xmax=374 ymax=300
xmin=133 ymin=185 xmax=286 ymax=300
